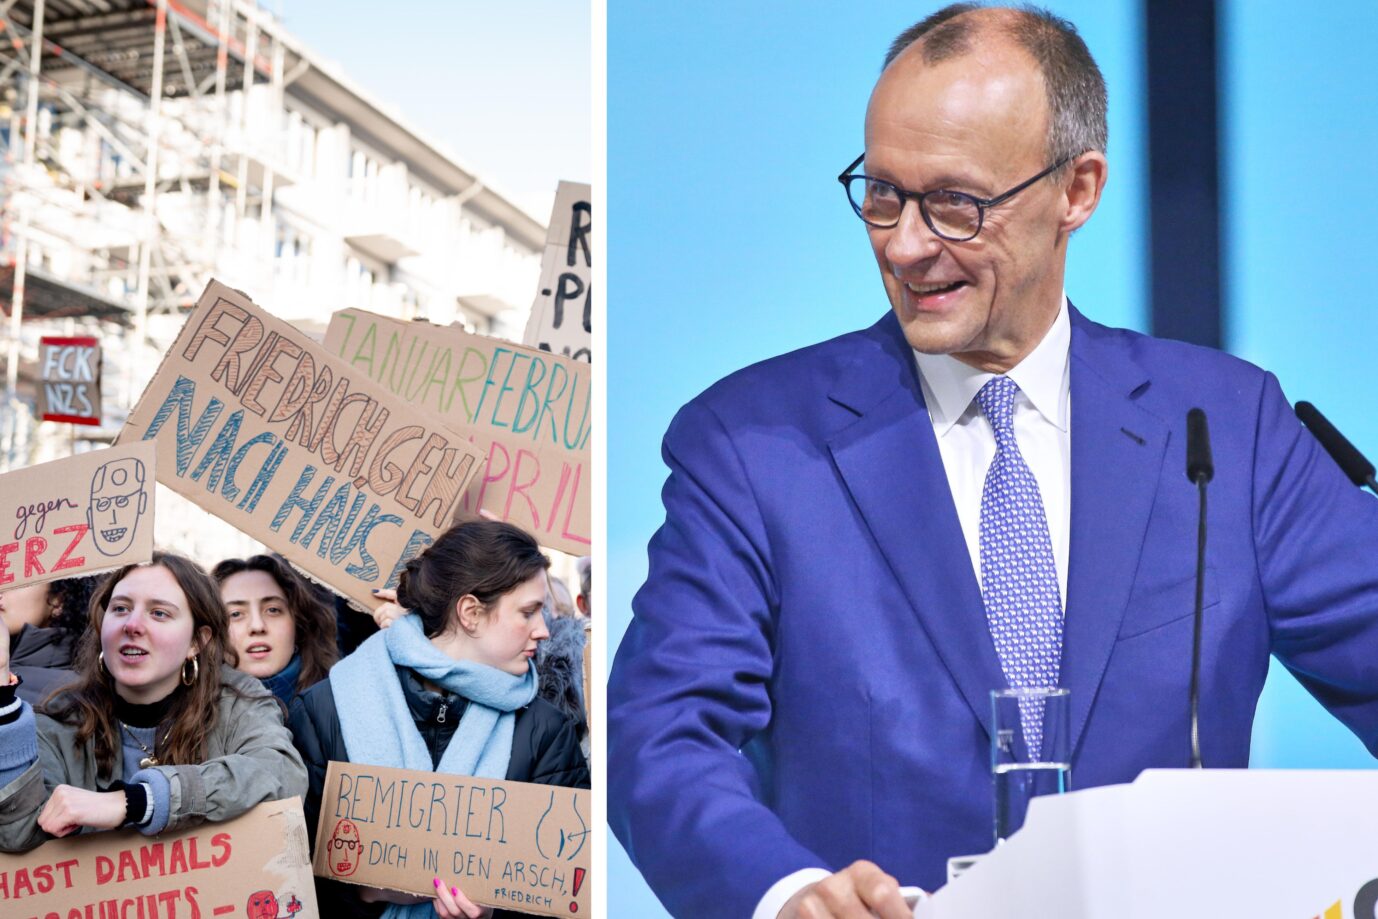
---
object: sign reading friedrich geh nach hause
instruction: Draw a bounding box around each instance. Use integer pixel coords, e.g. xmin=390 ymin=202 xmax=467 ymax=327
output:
xmin=118 ymin=280 xmax=486 ymax=608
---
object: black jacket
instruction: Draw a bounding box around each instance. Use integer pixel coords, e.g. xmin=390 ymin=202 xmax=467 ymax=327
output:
xmin=10 ymin=624 xmax=77 ymax=706
xmin=289 ymin=669 xmax=590 ymax=919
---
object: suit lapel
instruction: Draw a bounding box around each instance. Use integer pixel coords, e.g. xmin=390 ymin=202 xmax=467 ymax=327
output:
xmin=1062 ymin=309 xmax=1169 ymax=758
xmin=827 ymin=315 xmax=1005 ymax=740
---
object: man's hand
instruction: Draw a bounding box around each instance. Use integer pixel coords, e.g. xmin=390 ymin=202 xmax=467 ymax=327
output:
xmin=779 ymin=861 xmax=913 ymax=919
xmin=37 ymin=786 xmax=126 ymax=836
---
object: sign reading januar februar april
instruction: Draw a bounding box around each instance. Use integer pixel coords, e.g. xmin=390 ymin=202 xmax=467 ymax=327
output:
xmin=117 ymin=280 xmax=486 ymax=608
xmin=325 ymin=309 xmax=590 ymax=555
xmin=523 ymin=181 xmax=591 ymax=363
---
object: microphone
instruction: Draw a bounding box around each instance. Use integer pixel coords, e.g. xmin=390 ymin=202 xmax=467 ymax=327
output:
xmin=1184 ymin=408 xmax=1211 ymax=769
xmin=1186 ymin=408 xmax=1213 ymax=484
xmin=1295 ymin=401 xmax=1378 ymax=493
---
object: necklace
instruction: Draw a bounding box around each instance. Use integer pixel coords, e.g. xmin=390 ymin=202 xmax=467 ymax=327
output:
xmin=120 ymin=723 xmax=159 ymax=768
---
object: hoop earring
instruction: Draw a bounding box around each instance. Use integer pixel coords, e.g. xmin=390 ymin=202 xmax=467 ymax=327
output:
xmin=98 ymin=651 xmax=106 ymax=672
xmin=181 ymin=656 xmax=199 ymax=686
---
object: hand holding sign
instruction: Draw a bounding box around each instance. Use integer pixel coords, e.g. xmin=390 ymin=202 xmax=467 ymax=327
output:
xmin=432 ymin=877 xmax=492 ymax=919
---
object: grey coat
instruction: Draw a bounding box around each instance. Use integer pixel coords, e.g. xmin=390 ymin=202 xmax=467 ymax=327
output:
xmin=0 ymin=665 xmax=307 ymax=852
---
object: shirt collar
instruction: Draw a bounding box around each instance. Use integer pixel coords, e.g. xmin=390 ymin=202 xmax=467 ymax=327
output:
xmin=914 ymin=294 xmax=1071 ymax=436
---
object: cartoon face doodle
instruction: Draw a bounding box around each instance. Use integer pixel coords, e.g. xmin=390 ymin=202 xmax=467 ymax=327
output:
xmin=87 ymin=457 xmax=148 ymax=556
xmin=327 ymin=818 xmax=362 ymax=877
xmin=246 ymin=890 xmax=279 ymax=919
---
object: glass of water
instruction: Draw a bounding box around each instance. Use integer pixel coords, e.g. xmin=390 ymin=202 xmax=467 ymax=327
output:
xmin=991 ymin=687 xmax=1070 ymax=843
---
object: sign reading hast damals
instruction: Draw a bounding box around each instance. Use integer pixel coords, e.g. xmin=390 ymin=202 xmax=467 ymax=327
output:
xmin=0 ymin=798 xmax=318 ymax=919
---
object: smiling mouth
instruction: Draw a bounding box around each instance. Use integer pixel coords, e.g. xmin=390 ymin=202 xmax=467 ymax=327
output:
xmin=101 ymin=527 xmax=127 ymax=541
xmin=906 ymin=280 xmax=967 ymax=296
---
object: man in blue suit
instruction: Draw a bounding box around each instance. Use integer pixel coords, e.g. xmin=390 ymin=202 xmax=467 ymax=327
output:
xmin=608 ymin=5 xmax=1378 ymax=917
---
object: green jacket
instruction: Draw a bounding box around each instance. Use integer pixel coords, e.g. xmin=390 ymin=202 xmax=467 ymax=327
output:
xmin=0 ymin=665 xmax=307 ymax=852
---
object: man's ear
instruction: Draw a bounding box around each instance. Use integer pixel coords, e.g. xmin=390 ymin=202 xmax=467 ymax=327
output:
xmin=1060 ymin=150 xmax=1108 ymax=235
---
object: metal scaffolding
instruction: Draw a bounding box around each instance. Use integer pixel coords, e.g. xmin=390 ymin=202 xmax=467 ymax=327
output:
xmin=0 ymin=0 xmax=546 ymax=475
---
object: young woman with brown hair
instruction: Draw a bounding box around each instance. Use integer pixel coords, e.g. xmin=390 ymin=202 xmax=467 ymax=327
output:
xmin=0 ymin=553 xmax=307 ymax=852
xmin=212 ymin=553 xmax=338 ymax=706
xmin=290 ymin=519 xmax=590 ymax=919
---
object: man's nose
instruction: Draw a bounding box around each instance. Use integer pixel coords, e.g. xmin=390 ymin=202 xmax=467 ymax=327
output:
xmin=884 ymin=200 xmax=944 ymax=268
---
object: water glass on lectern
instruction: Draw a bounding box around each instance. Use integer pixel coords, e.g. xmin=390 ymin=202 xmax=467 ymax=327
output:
xmin=991 ymin=687 xmax=1070 ymax=843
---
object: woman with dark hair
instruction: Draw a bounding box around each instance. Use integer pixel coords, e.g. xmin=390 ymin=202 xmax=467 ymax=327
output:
xmin=0 ymin=575 xmax=99 ymax=704
xmin=290 ymin=520 xmax=590 ymax=919
xmin=212 ymin=554 xmax=338 ymax=706
xmin=0 ymin=553 xmax=307 ymax=852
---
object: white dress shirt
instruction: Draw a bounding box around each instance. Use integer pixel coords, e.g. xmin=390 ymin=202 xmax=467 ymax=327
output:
xmin=752 ymin=298 xmax=1073 ymax=919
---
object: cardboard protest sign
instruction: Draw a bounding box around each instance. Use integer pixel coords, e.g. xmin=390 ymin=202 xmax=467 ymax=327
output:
xmin=313 ymin=761 xmax=589 ymax=918
xmin=325 ymin=309 xmax=590 ymax=555
xmin=523 ymin=181 xmax=591 ymax=363
xmin=0 ymin=797 xmax=318 ymax=919
xmin=1 ymin=441 xmax=156 ymax=592
xmin=38 ymin=335 xmax=102 ymax=425
xmin=117 ymin=280 xmax=486 ymax=607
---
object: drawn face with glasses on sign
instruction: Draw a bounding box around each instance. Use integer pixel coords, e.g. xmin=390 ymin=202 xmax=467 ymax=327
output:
xmin=326 ymin=818 xmax=362 ymax=877
xmin=845 ymin=33 xmax=1106 ymax=374
xmin=87 ymin=457 xmax=149 ymax=556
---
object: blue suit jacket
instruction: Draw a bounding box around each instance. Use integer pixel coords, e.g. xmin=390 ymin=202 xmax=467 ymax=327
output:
xmin=608 ymin=307 xmax=1378 ymax=917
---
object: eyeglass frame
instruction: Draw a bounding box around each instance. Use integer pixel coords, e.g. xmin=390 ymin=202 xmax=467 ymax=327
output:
xmin=837 ymin=152 xmax=1076 ymax=241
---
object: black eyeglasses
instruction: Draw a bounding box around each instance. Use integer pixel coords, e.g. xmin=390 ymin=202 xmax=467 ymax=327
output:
xmin=837 ymin=153 xmax=1073 ymax=241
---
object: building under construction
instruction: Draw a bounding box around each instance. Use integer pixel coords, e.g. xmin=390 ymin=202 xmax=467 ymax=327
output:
xmin=0 ymin=0 xmax=549 ymax=560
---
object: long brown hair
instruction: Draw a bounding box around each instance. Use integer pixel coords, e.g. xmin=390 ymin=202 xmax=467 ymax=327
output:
xmin=44 ymin=553 xmax=235 ymax=777
xmin=211 ymin=553 xmax=338 ymax=691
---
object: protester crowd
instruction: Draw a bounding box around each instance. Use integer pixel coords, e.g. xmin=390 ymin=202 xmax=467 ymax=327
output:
xmin=0 ymin=519 xmax=592 ymax=919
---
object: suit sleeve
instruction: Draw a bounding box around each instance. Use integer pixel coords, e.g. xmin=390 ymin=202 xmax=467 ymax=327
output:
xmin=608 ymin=399 xmax=826 ymax=918
xmin=1252 ymin=371 xmax=1378 ymax=754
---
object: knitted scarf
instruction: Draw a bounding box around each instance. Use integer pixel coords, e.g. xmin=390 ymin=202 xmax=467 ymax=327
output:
xmin=260 ymin=651 xmax=303 ymax=707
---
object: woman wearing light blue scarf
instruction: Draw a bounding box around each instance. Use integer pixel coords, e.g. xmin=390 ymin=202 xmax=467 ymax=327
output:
xmin=290 ymin=521 xmax=590 ymax=919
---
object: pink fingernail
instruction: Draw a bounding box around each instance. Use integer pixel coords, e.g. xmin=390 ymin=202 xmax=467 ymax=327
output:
xmin=451 ymin=887 xmax=458 ymax=896
xmin=433 ymin=878 xmax=441 ymax=888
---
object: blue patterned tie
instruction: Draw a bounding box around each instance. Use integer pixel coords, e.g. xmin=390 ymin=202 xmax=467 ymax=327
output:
xmin=976 ymin=376 xmax=1063 ymax=754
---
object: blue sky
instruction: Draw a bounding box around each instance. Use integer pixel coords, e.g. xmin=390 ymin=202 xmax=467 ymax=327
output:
xmin=282 ymin=0 xmax=590 ymax=220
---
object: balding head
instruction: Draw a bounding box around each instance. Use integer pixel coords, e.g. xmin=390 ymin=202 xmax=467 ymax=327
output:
xmin=883 ymin=4 xmax=1107 ymax=170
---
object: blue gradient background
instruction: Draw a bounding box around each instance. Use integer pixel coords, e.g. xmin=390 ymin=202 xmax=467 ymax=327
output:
xmin=609 ymin=2 xmax=1378 ymax=913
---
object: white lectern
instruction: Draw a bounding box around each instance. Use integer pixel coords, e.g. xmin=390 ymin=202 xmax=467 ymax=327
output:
xmin=915 ymin=769 xmax=1378 ymax=918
